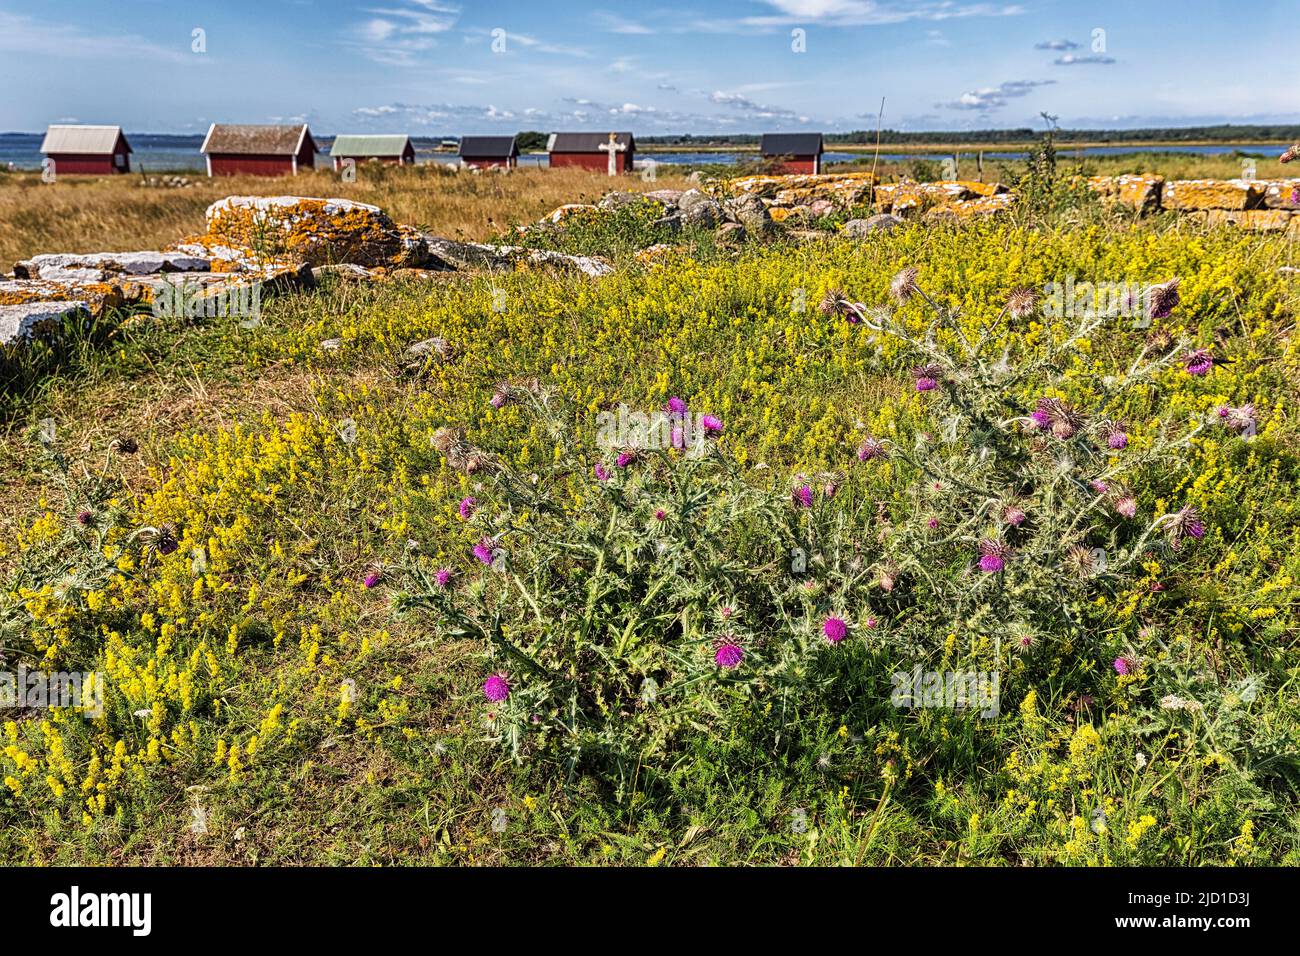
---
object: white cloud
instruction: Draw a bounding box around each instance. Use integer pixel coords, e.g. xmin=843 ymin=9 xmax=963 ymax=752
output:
xmin=0 ymin=11 xmax=190 ymax=63
xmin=1055 ymin=53 xmax=1116 ymax=65
xmin=743 ymin=1 xmax=1025 ymax=27
xmin=937 ymin=79 xmax=1054 ymax=111
xmin=349 ymin=1 xmax=458 ymax=65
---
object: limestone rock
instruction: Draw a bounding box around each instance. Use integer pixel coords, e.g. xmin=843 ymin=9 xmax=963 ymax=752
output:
xmin=680 ymin=199 xmax=722 ymax=228
xmin=1260 ymin=180 xmax=1300 ymax=210
xmin=405 ymin=337 xmax=455 ymax=361
xmin=644 ymin=189 xmax=685 ymax=205
xmin=312 ymin=263 xmax=374 ymax=283
xmin=194 ymin=196 xmax=428 ymax=269
xmin=728 ymin=172 xmax=878 ymax=209
xmin=715 ymin=222 xmax=747 ymax=244
xmin=726 ymin=195 xmax=775 ymax=233
xmin=1086 ymin=175 xmax=1165 ymax=212
xmin=0 ymin=278 xmax=129 ymax=317
xmin=421 ymin=236 xmax=614 ymax=278
xmin=1 ymin=301 xmax=90 ymax=345
xmin=874 ymin=181 xmax=982 ymax=216
xmin=598 ymin=191 xmax=656 ymax=211
xmin=842 ymin=214 xmax=904 ymax=237
xmin=542 ymin=203 xmax=598 ymax=224
xmin=1161 ymin=180 xmax=1264 ymax=211
xmin=13 ymin=251 xmax=210 ymax=282
xmin=1204 ymin=209 xmax=1293 ymax=231
xmin=923 ymin=193 xmax=1017 ymax=221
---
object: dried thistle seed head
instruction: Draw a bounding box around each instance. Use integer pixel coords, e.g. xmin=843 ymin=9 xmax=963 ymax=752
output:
xmin=1062 ymin=544 xmax=1096 ymax=578
xmin=113 ymin=436 xmax=139 ymax=455
xmin=1165 ymin=505 xmax=1206 ymax=547
xmin=819 ymin=287 xmax=853 ymax=317
xmin=1006 ymin=287 xmax=1037 ymax=319
xmin=1146 ymin=278 xmax=1180 ymax=320
xmin=1036 ymin=397 xmax=1085 ymax=439
xmin=1146 ymin=328 xmax=1175 ymax=352
xmin=876 ymin=560 xmax=900 ymax=592
xmin=889 ymin=266 xmax=920 ymax=303
xmin=430 ymin=426 xmax=460 ymax=455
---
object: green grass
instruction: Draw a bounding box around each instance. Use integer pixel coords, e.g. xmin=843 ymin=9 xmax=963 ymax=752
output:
xmin=1 ymin=212 xmax=1298 ymax=866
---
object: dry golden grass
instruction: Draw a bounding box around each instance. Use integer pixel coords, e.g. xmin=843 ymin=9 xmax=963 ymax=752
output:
xmin=0 ymin=164 xmax=688 ymax=273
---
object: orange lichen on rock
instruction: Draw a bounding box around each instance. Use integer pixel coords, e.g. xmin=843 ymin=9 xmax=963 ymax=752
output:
xmin=189 ymin=196 xmax=429 ymax=270
xmin=1086 ymin=175 xmax=1165 ymax=212
xmin=1161 ymin=179 xmax=1264 ymax=211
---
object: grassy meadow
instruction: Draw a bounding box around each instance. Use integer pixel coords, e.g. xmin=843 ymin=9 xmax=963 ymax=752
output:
xmin=1 ymin=157 xmax=1298 ymax=866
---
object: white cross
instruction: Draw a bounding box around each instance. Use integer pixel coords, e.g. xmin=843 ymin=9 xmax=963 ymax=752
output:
xmin=597 ymin=132 xmax=626 ymax=176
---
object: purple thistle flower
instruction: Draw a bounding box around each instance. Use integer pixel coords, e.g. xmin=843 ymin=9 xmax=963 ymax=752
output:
xmin=793 ymin=484 xmax=814 ymax=508
xmin=978 ymin=539 xmax=1010 ymax=573
xmin=1090 ymin=479 xmax=1109 ymax=495
xmin=1113 ymin=657 xmax=1131 ymax=676
xmin=701 ymin=415 xmax=723 ymax=436
xmin=912 ymin=364 xmax=942 ymax=393
xmin=670 ymin=426 xmax=685 ymax=449
xmin=1003 ymin=505 xmax=1026 ymax=527
xmin=1218 ymin=404 xmax=1257 ymax=434
xmin=77 ymin=510 xmax=93 ymax=526
xmin=489 ymin=390 xmax=507 ymax=409
xmin=594 ymin=463 xmax=610 ymax=482
xmin=715 ymin=643 xmax=744 ymax=669
xmin=822 ymin=617 xmax=848 ymax=644
xmin=1184 ymin=349 xmax=1215 ymax=376
xmin=1108 ymin=432 xmax=1129 ymax=450
xmin=857 ymin=437 xmax=886 ymax=461
xmin=483 ymin=673 xmax=510 ymax=703
xmin=1029 ymin=409 xmax=1051 ymax=430
xmin=363 ymin=571 xmax=381 ymax=589
xmin=927 ymin=517 xmax=939 ymax=530
xmin=665 ymin=396 xmax=688 ymax=415
xmin=654 ymin=508 xmax=667 ymax=522
xmin=458 ymin=496 xmax=477 ymax=520
xmin=616 ymin=450 xmax=636 ymax=468
xmin=1164 ymin=505 xmax=1206 ymax=548
xmin=434 ymin=568 xmax=453 ymax=588
xmin=473 ymin=539 xmax=496 ymax=566
xmin=1110 ymin=483 xmax=1138 ymax=518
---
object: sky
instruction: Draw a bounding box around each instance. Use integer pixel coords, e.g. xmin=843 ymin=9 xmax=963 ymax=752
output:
xmin=2 ymin=0 xmax=1297 ymax=135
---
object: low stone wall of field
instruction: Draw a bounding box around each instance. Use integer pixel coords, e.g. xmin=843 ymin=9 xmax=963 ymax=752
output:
xmin=1086 ymin=175 xmax=1300 ymax=232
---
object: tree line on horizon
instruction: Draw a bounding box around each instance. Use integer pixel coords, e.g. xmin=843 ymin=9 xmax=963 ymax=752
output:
xmin=633 ymin=125 xmax=1300 ymax=146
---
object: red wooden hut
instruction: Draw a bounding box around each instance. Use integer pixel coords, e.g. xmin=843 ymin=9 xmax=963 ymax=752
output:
xmin=760 ymin=133 xmax=824 ymax=174
xmin=200 ymin=123 xmax=317 ymax=176
xmin=547 ymin=132 xmax=635 ymax=174
xmin=459 ymin=135 xmax=519 ymax=169
xmin=40 ymin=125 xmax=132 ymax=175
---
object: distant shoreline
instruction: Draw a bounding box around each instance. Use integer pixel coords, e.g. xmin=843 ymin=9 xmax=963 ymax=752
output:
xmin=640 ymin=140 xmax=1293 ymax=154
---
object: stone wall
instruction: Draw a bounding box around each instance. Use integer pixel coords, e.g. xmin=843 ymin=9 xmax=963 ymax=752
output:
xmin=1086 ymin=175 xmax=1300 ymax=232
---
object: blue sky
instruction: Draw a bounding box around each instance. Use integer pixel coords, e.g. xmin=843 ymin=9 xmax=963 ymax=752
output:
xmin=2 ymin=0 xmax=1297 ymax=134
